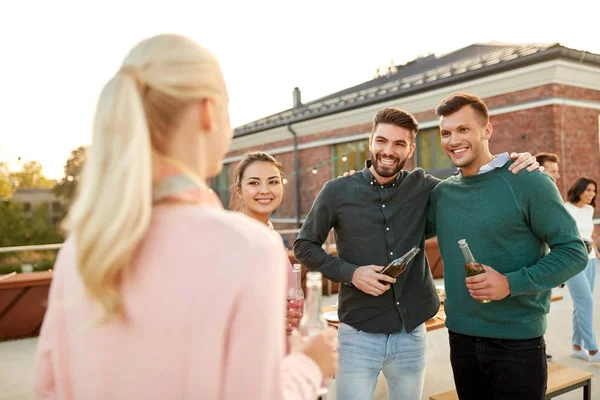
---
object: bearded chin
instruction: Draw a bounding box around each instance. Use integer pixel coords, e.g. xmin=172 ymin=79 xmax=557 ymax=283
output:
xmin=372 ymin=155 xmax=406 ymax=177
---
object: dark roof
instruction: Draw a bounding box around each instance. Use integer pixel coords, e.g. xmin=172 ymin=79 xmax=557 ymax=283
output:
xmin=234 ymin=42 xmax=600 ymax=137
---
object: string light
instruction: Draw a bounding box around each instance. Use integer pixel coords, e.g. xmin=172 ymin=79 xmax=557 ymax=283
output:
xmin=282 ymin=178 xmax=288 ymax=184
xmin=289 ymin=141 xmax=363 ymax=179
xmin=0 ymin=148 xmax=23 ymax=165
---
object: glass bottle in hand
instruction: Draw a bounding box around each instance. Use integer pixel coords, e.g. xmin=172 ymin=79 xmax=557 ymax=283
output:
xmin=379 ymin=246 xmax=420 ymax=283
xmin=298 ymin=271 xmax=329 ymax=395
xmin=458 ymin=239 xmax=491 ymax=304
xmin=286 ymin=264 xmax=304 ymax=328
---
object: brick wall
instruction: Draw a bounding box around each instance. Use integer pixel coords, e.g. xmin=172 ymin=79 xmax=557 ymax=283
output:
xmin=227 ymin=84 xmax=600 ymax=160
xmin=224 ymin=84 xmax=600 ymax=240
xmin=554 ymin=106 xmax=600 ymax=194
xmin=488 ymin=105 xmax=558 ymax=156
xmin=485 ymin=84 xmax=600 ymax=108
xmin=227 ymin=123 xmax=372 ymax=159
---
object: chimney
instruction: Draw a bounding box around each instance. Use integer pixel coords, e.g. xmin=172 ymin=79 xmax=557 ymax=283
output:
xmin=293 ymin=87 xmax=302 ymax=108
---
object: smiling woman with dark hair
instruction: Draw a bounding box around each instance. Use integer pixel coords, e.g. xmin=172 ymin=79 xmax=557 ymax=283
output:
xmin=565 ymin=176 xmax=599 ymax=362
xmin=568 ymin=177 xmax=597 ymax=208
xmin=231 ymin=151 xmax=302 ymax=339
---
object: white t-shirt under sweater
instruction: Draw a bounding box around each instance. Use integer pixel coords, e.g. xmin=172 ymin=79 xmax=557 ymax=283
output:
xmin=565 ymin=202 xmax=596 ymax=260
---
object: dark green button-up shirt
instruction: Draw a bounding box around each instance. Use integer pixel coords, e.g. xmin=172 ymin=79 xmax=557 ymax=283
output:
xmin=294 ymin=162 xmax=441 ymax=334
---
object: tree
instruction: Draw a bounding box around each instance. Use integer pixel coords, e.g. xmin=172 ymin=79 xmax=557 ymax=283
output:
xmin=0 ymin=201 xmax=27 ymax=248
xmin=0 ymin=161 xmax=63 ymax=258
xmin=0 ymin=162 xmax=14 ymax=199
xmin=54 ymin=146 xmax=86 ymax=207
xmin=1 ymin=161 xmax=56 ymax=199
xmin=10 ymin=161 xmax=55 ymax=189
xmin=0 ymin=201 xmax=64 ymax=246
xmin=26 ymin=203 xmax=64 ymax=245
xmin=0 ymin=201 xmax=64 ymax=265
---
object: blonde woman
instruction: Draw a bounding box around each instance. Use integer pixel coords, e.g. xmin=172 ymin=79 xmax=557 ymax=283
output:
xmin=32 ymin=34 xmax=337 ymax=400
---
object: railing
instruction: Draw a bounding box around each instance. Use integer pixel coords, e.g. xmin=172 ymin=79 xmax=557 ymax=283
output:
xmin=0 ymin=219 xmax=598 ymax=257
xmin=0 ymin=244 xmax=62 ymax=254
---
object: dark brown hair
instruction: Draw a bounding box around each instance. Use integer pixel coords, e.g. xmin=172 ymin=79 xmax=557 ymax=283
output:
xmin=567 ymin=177 xmax=597 ymax=207
xmin=435 ymin=92 xmax=489 ymax=125
xmin=229 ymin=151 xmax=284 ymax=210
xmin=534 ymin=152 xmax=559 ymax=165
xmin=372 ymin=107 xmax=419 ymax=141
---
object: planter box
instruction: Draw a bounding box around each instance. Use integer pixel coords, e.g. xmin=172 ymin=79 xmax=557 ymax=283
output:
xmin=0 ymin=271 xmax=52 ymax=341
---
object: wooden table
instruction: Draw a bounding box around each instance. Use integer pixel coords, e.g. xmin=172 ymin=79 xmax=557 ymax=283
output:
xmin=323 ymin=294 xmax=564 ymax=332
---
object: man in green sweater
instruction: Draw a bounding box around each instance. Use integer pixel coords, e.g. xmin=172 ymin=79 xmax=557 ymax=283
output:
xmin=427 ymin=93 xmax=588 ymax=400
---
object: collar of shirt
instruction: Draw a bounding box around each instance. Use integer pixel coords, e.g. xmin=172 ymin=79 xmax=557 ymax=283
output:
xmin=455 ymin=152 xmax=511 ymax=176
xmin=478 ymin=152 xmax=510 ymax=174
xmin=361 ymin=160 xmax=404 ymax=188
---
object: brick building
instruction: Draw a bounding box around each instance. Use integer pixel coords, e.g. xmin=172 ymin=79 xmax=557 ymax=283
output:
xmin=214 ymin=42 xmax=600 ymax=235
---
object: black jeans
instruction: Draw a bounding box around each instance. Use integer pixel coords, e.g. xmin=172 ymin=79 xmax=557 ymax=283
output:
xmin=448 ymin=330 xmax=547 ymax=400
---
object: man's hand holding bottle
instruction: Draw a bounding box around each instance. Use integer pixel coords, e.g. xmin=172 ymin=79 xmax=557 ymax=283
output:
xmin=351 ymin=265 xmax=396 ymax=296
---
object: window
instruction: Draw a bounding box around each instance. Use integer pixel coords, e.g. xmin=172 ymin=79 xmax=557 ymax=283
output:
xmin=416 ymin=128 xmax=456 ymax=178
xmin=333 ymin=139 xmax=370 ymax=176
xmin=213 ymin=164 xmax=230 ymax=208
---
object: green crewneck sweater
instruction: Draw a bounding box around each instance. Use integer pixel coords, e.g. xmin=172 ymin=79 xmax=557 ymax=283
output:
xmin=427 ymin=162 xmax=588 ymax=339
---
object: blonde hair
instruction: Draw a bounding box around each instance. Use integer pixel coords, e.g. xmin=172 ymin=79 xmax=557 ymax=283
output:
xmin=63 ymin=34 xmax=226 ymax=322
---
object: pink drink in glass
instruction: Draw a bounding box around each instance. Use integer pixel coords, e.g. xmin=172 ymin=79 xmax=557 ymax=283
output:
xmin=286 ymin=296 xmax=304 ymax=328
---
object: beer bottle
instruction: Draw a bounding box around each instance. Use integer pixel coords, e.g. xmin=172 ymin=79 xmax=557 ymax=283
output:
xmin=458 ymin=239 xmax=491 ymax=304
xmin=379 ymin=246 xmax=420 ymax=282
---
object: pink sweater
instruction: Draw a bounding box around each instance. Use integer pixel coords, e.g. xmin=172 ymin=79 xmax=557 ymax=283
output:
xmin=33 ymin=205 xmax=322 ymax=400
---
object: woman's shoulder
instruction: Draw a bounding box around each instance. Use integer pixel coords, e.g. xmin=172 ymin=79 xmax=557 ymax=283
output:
xmin=564 ymin=202 xmax=595 ymax=217
xmin=583 ymin=204 xmax=595 ymax=214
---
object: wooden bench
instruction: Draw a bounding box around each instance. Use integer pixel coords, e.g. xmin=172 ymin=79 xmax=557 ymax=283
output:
xmin=430 ymin=362 xmax=592 ymax=400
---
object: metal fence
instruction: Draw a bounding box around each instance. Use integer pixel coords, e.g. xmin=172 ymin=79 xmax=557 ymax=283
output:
xmin=0 ymin=244 xmax=62 ymax=254
xmin=1 ymin=219 xmax=599 ymax=261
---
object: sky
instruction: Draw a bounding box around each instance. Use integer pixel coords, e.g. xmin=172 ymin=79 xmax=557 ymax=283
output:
xmin=1 ymin=0 xmax=599 ymax=179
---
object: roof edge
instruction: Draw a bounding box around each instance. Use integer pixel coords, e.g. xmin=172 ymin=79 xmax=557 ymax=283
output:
xmin=233 ymin=45 xmax=599 ymax=138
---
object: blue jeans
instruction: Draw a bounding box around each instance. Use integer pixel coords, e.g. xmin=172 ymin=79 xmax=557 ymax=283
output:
xmin=567 ymin=257 xmax=598 ymax=350
xmin=449 ymin=331 xmax=547 ymax=400
xmin=335 ymin=322 xmax=426 ymax=400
